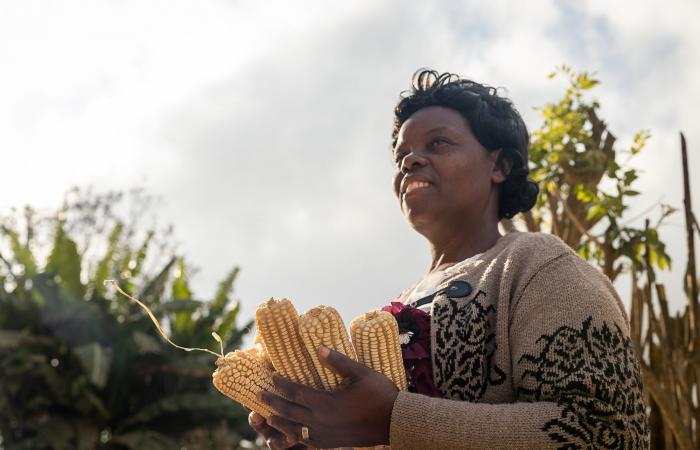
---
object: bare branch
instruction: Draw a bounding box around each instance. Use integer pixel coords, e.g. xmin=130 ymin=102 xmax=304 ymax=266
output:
xmin=551 ymin=186 xmax=603 ymax=247
xmin=0 ymin=251 xmax=12 ymax=271
xmin=521 ymin=210 xmax=540 ymax=232
xmin=499 ymin=218 xmax=516 ymax=233
xmin=546 ymin=192 xmax=560 ymax=236
xmin=680 ymin=131 xmax=698 ymax=345
xmin=642 ymin=366 xmax=695 ymax=450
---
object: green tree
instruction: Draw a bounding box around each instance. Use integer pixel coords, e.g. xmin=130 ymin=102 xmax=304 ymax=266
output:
xmin=516 ymin=65 xmax=672 ymax=281
xmin=0 ymin=189 xmax=255 ymax=449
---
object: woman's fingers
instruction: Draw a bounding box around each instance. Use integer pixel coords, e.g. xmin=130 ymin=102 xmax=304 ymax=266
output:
xmin=268 ymin=415 xmax=311 ymax=447
xmin=272 ymin=373 xmax=329 ymax=408
xmin=248 ymin=412 xmax=280 ymax=442
xmin=318 ymin=345 xmax=369 ymax=380
xmin=259 ymin=391 xmax=312 ymax=424
xmin=248 ymin=412 xmax=304 ymax=450
xmin=248 ymin=412 xmax=270 ymax=433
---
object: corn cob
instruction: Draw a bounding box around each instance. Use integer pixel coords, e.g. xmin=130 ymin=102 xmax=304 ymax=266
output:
xmin=212 ymin=349 xmax=278 ymax=418
xmin=298 ymin=305 xmax=358 ymax=391
xmin=253 ymin=327 xmax=273 ymax=370
xmin=350 ymin=310 xmax=407 ymax=391
xmin=256 ymin=297 xmax=322 ymax=389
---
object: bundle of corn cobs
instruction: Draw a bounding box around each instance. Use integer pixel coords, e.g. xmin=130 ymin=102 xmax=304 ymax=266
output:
xmin=212 ymin=298 xmax=407 ymax=424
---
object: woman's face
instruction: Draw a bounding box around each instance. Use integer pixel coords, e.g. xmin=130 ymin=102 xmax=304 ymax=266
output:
xmin=391 ymin=106 xmax=505 ymax=237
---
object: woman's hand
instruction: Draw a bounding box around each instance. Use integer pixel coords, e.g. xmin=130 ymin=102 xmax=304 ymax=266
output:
xmin=248 ymin=411 xmax=307 ymax=450
xmin=258 ymin=346 xmax=400 ymax=449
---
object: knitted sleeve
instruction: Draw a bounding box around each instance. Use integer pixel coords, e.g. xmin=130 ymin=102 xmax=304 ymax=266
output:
xmin=389 ymin=253 xmax=649 ymax=449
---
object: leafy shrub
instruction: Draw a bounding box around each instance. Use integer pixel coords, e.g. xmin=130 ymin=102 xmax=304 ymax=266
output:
xmin=0 ymin=189 xmax=255 ymax=449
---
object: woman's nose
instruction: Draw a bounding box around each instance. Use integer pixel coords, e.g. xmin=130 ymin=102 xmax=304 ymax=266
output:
xmin=400 ymin=150 xmax=429 ymax=173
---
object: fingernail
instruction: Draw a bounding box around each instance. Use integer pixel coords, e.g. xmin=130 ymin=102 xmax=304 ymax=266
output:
xmin=251 ymin=413 xmax=262 ymax=425
xmin=257 ymin=391 xmax=265 ymax=402
xmin=319 ymin=345 xmax=330 ymax=358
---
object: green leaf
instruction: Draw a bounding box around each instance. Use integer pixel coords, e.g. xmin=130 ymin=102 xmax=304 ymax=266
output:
xmin=121 ymin=393 xmax=242 ymax=429
xmin=93 ymin=222 xmax=123 ymax=297
xmin=74 ymin=343 xmax=112 ymax=389
xmin=630 ymin=130 xmax=651 ymax=155
xmin=216 ymin=301 xmax=241 ymax=345
xmin=36 ymin=416 xmax=75 ymax=450
xmin=140 ymin=257 xmax=176 ymax=302
xmin=79 ymin=389 xmax=110 ymax=420
xmin=128 ymin=230 xmax=155 ymax=278
xmin=224 ymin=318 xmax=253 ymax=351
xmin=577 ymin=73 xmax=599 ymax=90
xmin=623 ymin=169 xmax=638 ymax=186
xmin=45 ymin=222 xmax=85 ymax=299
xmin=210 ymin=267 xmax=240 ymax=317
xmin=172 ymin=257 xmax=193 ymax=335
xmin=171 ymin=257 xmax=191 ymax=300
xmin=586 ymin=204 xmax=605 ymax=222
xmin=0 ymin=330 xmax=53 ymax=348
xmin=132 ymin=330 xmax=163 ymax=355
xmin=1 ymin=224 xmax=37 ymax=276
xmin=150 ymin=299 xmax=202 ymax=315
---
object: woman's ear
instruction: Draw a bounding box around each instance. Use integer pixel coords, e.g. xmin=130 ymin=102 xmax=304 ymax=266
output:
xmin=491 ymin=149 xmax=512 ymax=184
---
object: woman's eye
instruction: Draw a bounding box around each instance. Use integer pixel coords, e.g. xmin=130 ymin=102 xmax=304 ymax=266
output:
xmin=431 ymin=137 xmax=450 ymax=147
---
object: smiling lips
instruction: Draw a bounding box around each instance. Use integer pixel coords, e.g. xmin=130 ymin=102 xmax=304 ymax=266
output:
xmin=403 ymin=180 xmax=432 ymax=195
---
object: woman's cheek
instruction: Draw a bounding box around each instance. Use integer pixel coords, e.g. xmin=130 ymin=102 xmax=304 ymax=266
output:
xmin=392 ymin=173 xmax=402 ymax=198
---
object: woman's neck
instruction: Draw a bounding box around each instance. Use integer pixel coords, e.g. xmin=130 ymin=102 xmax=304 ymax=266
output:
xmin=427 ymin=225 xmax=502 ymax=273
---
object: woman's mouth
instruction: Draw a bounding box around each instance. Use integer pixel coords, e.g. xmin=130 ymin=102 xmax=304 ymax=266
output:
xmin=405 ymin=181 xmax=430 ymax=194
xmin=404 ymin=181 xmax=432 ymax=195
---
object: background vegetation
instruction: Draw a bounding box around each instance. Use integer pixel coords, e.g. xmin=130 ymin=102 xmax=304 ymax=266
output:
xmin=0 ymin=190 xmax=256 ymax=449
xmin=1 ymin=68 xmax=697 ymax=449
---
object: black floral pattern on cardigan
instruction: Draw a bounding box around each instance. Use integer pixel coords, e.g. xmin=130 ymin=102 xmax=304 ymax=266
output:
xmin=517 ymin=316 xmax=650 ymax=449
xmin=432 ymin=289 xmax=506 ymax=401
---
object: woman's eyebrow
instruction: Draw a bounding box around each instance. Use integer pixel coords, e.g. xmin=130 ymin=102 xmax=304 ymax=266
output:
xmin=394 ymin=126 xmax=455 ymax=152
xmin=425 ymin=126 xmax=452 ymax=134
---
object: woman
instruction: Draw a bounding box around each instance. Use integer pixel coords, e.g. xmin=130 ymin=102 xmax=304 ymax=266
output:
xmin=249 ymin=70 xmax=649 ymax=449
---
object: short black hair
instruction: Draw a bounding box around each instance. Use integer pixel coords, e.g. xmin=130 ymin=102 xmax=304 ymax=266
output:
xmin=392 ymin=69 xmax=539 ymax=220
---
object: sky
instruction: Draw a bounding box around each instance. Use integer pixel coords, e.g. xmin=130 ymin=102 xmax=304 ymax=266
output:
xmin=1 ymin=0 xmax=698 ymax=334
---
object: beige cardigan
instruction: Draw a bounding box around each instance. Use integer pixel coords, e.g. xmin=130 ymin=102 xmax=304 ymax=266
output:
xmin=389 ymin=231 xmax=649 ymax=449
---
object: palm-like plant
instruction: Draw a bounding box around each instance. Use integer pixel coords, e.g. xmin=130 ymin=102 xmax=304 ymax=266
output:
xmin=0 ymin=190 xmax=255 ymax=449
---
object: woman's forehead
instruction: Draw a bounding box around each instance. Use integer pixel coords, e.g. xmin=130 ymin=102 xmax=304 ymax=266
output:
xmin=395 ymin=106 xmax=470 ymax=145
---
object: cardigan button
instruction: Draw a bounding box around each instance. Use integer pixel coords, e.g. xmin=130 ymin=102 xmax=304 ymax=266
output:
xmin=444 ymin=280 xmax=472 ymax=298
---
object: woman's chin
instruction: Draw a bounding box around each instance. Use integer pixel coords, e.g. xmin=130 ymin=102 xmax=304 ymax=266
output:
xmin=400 ymin=193 xmax=445 ymax=231
xmin=403 ymin=209 xmax=437 ymax=234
